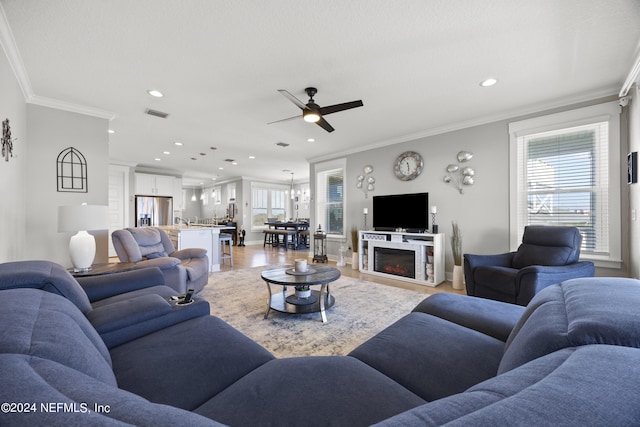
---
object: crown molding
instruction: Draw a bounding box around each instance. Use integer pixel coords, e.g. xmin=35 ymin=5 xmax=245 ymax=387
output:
xmin=0 ymin=3 xmax=33 ymax=101
xmin=619 ymin=50 xmax=640 ymax=97
xmin=0 ymin=4 xmax=116 ymax=121
xmin=28 ymin=95 xmax=116 ymax=121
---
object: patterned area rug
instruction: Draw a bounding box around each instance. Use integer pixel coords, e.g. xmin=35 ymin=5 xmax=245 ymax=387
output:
xmin=199 ymin=266 xmax=429 ymax=358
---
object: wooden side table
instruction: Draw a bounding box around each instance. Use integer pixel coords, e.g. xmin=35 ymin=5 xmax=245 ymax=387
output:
xmin=68 ymin=262 xmax=138 ymax=277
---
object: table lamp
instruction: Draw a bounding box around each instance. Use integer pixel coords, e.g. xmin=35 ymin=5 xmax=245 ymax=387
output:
xmin=58 ymin=204 xmax=108 ymax=272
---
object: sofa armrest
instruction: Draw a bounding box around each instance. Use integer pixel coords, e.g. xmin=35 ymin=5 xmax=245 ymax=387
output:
xmin=77 ymin=267 xmax=166 ymax=302
xmin=464 ymin=252 xmax=516 ymax=296
xmin=465 ymin=252 xmax=516 ymax=269
xmin=515 ymin=261 xmax=596 ymax=305
xmin=85 ymin=293 xmax=210 ymax=348
xmin=170 ymin=247 xmax=208 ymax=260
xmin=86 ymin=293 xmax=172 ymax=334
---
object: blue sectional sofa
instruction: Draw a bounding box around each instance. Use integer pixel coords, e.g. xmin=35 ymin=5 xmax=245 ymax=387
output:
xmin=1 ymin=260 xmax=639 ymax=426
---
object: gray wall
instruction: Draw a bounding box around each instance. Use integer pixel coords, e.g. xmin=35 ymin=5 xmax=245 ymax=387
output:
xmin=25 ymin=104 xmax=109 ymax=267
xmin=314 ymin=96 xmax=630 ymax=277
xmin=0 ymin=46 xmax=27 ymax=261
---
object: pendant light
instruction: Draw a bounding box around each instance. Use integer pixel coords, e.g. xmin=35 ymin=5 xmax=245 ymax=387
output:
xmin=290 ymin=172 xmax=295 ymax=200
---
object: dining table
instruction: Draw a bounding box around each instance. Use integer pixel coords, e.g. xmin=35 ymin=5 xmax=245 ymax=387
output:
xmin=264 ymin=220 xmax=310 ymax=250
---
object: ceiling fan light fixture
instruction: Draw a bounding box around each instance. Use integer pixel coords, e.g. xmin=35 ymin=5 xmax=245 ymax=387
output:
xmin=303 ymin=110 xmax=321 ymax=123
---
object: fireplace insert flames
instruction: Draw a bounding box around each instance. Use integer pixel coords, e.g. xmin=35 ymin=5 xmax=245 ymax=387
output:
xmin=374 ymin=247 xmax=415 ymax=279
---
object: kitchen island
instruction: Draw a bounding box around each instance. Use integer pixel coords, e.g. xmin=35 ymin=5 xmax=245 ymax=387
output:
xmin=161 ymin=225 xmax=235 ymax=272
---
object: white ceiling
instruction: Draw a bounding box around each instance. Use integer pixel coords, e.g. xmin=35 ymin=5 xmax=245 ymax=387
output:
xmin=2 ymin=0 xmax=640 ymax=186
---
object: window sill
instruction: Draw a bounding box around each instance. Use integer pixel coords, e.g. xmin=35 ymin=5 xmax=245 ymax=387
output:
xmin=581 ymin=255 xmax=622 ymax=270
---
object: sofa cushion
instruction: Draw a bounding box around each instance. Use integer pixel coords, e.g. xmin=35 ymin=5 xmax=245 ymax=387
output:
xmin=111 ymin=314 xmax=275 ymax=410
xmin=349 ymin=312 xmax=504 ymax=401
xmin=374 ymin=345 xmax=640 ymax=426
xmin=0 ymin=354 xmax=223 ymax=427
xmin=0 ymin=289 xmax=116 ymax=386
xmin=499 ymin=277 xmax=640 ymax=374
xmin=195 ymin=356 xmax=425 ymax=427
xmin=0 ymin=260 xmax=92 ymax=313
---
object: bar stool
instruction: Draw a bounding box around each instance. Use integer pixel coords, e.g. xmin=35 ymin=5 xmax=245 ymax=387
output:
xmin=219 ymin=234 xmax=233 ymax=267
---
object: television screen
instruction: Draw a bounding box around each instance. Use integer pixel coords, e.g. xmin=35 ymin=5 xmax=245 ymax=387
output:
xmin=372 ymin=192 xmax=429 ymax=232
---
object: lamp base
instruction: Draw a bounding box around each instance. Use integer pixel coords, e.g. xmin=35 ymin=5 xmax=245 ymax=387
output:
xmin=69 ymin=230 xmax=96 ymax=272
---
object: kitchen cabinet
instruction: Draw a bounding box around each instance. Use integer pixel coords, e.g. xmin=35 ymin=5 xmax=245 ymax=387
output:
xmin=135 ymin=173 xmax=174 ymax=196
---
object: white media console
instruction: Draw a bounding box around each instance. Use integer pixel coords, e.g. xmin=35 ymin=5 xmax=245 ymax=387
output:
xmin=358 ymin=230 xmax=445 ymax=287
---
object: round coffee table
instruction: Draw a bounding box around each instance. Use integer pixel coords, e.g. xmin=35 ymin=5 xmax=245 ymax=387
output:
xmin=261 ymin=265 xmax=340 ymax=323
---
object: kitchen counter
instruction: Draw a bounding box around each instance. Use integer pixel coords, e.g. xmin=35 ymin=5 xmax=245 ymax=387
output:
xmin=159 ymin=226 xmax=235 ymax=272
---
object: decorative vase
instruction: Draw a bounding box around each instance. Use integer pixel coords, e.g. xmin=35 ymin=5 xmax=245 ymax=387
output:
xmin=452 ymin=265 xmax=464 ymax=290
xmin=352 ymin=252 xmax=359 ymax=270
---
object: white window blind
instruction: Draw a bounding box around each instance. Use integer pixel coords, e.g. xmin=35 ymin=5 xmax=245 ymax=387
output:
xmin=509 ymin=101 xmax=621 ymax=265
xmin=516 ymin=123 xmax=609 ymax=255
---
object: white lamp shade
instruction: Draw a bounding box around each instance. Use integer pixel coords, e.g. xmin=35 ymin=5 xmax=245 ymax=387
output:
xmin=58 ymin=205 xmax=108 ymax=232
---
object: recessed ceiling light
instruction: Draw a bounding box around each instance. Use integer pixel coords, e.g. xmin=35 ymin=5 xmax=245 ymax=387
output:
xmin=307 ymin=138 xmax=315 ymax=142
xmin=480 ymin=78 xmax=498 ymax=87
xmin=147 ymin=90 xmax=164 ymax=98
xmin=249 ymin=155 xmax=255 ymax=159
xmin=163 ymin=151 xmax=170 ymax=155
xmin=174 ymin=141 xmax=183 ymax=146
xmin=154 ymin=158 xmax=161 ymax=161
xmin=218 ymin=167 xmax=224 ymax=170
xmin=108 ymin=129 xmax=115 ymax=134
xmin=231 ymin=162 xmax=238 ymax=165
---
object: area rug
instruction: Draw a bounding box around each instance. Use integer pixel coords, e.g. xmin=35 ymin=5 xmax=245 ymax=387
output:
xmin=199 ymin=267 xmax=429 ymax=358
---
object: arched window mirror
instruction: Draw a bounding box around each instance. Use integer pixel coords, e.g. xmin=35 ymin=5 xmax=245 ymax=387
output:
xmin=57 ymin=147 xmax=88 ymax=192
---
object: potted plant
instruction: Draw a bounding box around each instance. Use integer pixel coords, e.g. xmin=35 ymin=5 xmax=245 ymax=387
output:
xmin=450 ymin=221 xmax=464 ymax=290
xmin=295 ymin=285 xmax=311 ymax=299
xmin=351 ymin=226 xmax=359 ymax=270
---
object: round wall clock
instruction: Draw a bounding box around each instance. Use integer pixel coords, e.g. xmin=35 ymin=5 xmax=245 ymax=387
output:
xmin=394 ymin=151 xmax=424 ymax=181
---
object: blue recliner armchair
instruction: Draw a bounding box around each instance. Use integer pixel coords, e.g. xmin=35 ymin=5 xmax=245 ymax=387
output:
xmin=464 ymin=225 xmax=595 ymax=306
xmin=112 ymin=227 xmax=209 ymax=294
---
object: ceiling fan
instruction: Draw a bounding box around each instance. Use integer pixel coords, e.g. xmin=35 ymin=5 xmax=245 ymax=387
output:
xmin=269 ymin=87 xmax=363 ymax=133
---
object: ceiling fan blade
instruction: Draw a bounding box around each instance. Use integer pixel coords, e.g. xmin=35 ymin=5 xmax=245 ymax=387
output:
xmin=316 ymin=117 xmax=335 ymax=133
xmin=278 ymin=89 xmax=307 ymax=110
xmin=318 ymin=100 xmax=363 ymax=116
xmin=267 ymin=114 xmax=300 ymax=125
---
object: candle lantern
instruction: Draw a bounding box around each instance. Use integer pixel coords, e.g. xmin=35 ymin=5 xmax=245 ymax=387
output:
xmin=313 ymin=224 xmax=328 ymax=263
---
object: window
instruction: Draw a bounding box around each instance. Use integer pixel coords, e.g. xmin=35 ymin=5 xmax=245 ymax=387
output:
xmin=315 ymin=159 xmax=346 ymax=237
xmin=251 ymin=183 xmax=286 ymax=230
xmin=509 ymin=102 xmax=621 ymax=266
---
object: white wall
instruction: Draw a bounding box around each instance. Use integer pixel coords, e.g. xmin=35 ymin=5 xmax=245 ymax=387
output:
xmin=0 ymin=43 xmax=27 ymax=261
xmin=25 ymin=104 xmax=109 ymax=267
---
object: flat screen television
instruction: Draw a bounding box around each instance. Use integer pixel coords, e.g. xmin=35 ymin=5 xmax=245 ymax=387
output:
xmin=372 ymin=192 xmax=429 ymax=232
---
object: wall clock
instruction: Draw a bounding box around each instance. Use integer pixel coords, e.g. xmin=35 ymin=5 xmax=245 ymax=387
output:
xmin=394 ymin=151 xmax=424 ymax=181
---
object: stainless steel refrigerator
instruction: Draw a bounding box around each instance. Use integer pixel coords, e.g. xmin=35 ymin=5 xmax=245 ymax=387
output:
xmin=135 ymin=196 xmax=173 ymax=227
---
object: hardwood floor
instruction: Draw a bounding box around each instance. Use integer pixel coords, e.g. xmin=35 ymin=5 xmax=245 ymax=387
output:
xmin=221 ymin=243 xmax=466 ymax=297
